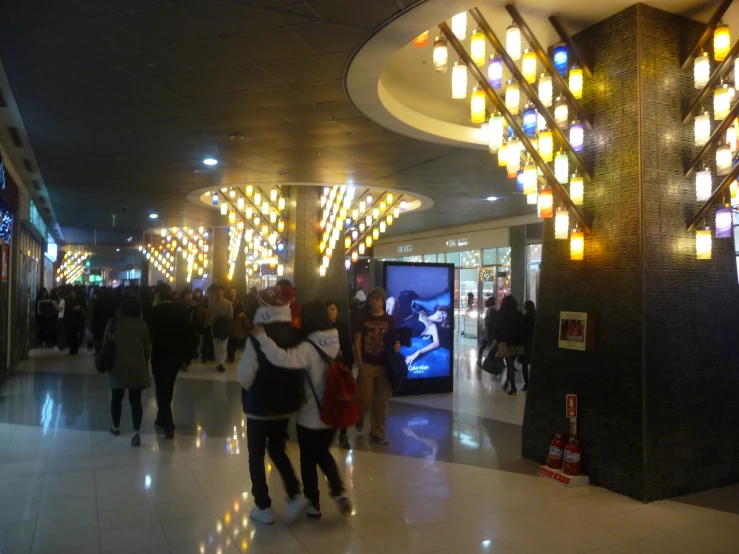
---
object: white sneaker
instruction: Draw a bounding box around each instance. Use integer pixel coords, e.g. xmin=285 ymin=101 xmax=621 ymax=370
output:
xmin=285 ymin=494 xmax=309 ymax=524
xmin=250 ymin=506 xmax=275 ymax=525
xmin=332 ymin=494 xmax=353 ymax=516
xmin=306 ymin=503 xmax=321 ymax=519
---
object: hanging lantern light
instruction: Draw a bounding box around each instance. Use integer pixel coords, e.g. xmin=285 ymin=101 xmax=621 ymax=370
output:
xmin=554 ymin=208 xmax=570 ymax=239
xmin=212 ymin=192 xmax=219 ymax=206
xmin=489 ymin=114 xmax=504 ymax=152
xmin=373 ymin=227 xmax=380 ymax=240
xmin=516 ymin=170 xmax=525 ymax=192
xmin=570 ymin=121 xmax=584 ymax=152
xmin=413 ymin=31 xmax=429 ymax=47
xmin=570 ymin=174 xmax=584 ymax=206
xmin=696 ymin=228 xmax=712 ymax=259
xmin=554 ymin=97 xmax=569 ymax=128
xmin=728 ymin=121 xmax=737 ymax=151
xmin=471 ymin=87 xmax=486 ymax=124
xmin=732 ymin=181 xmax=739 ymax=205
xmin=344 ymin=236 xmax=351 ymax=249
xmin=506 ymin=138 xmax=520 ymax=178
xmin=523 ymin=161 xmax=537 ymax=195
xmin=522 ymin=104 xmax=537 ymax=137
xmin=538 ymin=72 xmax=553 ymax=107
xmin=554 ymin=151 xmax=569 ymax=184
xmin=527 ymin=193 xmax=538 ymax=205
xmin=694 ymin=51 xmax=711 ymax=89
xmin=537 ymin=188 xmax=553 ymax=218
xmin=717 ymin=142 xmax=732 ymax=175
xmin=714 ymin=82 xmax=730 ymax=121
xmin=488 ymin=56 xmax=503 ymax=89
xmin=696 ymin=168 xmax=712 ymax=201
xmin=714 ymin=23 xmax=731 ymax=62
xmin=522 ymin=49 xmax=537 ymax=84
xmin=716 ymin=204 xmax=733 ymax=237
xmin=433 ymin=36 xmax=448 ymax=73
xmin=505 ymin=79 xmax=520 ymax=115
xmin=569 ymin=66 xmax=583 ymax=99
xmin=553 ymin=43 xmax=568 ymax=76
xmin=538 ymin=129 xmax=553 ymax=162
xmin=359 ymin=243 xmax=366 ymax=255
xmin=452 ymin=12 xmax=467 ymax=40
xmin=570 ymin=229 xmax=584 ymax=261
xmin=452 ymin=62 xmax=468 ymax=99
xmin=366 ymin=235 xmax=373 ymax=248
xmin=471 ymin=29 xmax=486 ymax=66
xmin=237 ymin=197 xmax=245 ymax=211
xmin=220 ymin=202 xmax=228 ymax=216
xmin=228 ymin=211 xmax=236 ymax=224
xmin=695 ymin=111 xmax=711 ymax=146
xmin=506 ymin=23 xmax=521 ymax=60
xmin=498 ymin=142 xmax=508 ymax=166
xmin=537 ymin=112 xmax=547 ymax=132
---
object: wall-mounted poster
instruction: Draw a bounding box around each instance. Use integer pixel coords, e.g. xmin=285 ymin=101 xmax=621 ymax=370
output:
xmin=383 ymin=261 xmax=454 ymax=395
xmin=558 ymin=311 xmax=594 ymax=351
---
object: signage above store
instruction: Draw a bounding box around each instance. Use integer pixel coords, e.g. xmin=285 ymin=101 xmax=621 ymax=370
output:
xmin=397 ymin=244 xmax=413 ymax=253
xmin=29 ymin=200 xmax=47 ymax=238
xmin=446 ymin=237 xmax=469 ymax=248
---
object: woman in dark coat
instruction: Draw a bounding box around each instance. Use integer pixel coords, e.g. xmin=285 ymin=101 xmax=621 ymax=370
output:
xmin=104 ymin=296 xmax=151 ymax=446
xmin=493 ymin=295 xmax=525 ymax=395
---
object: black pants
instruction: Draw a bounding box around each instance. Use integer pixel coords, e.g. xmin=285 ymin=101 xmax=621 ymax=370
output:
xmin=522 ymin=363 xmax=530 ymax=386
xmin=227 ymin=336 xmax=242 ymax=362
xmin=201 ymin=327 xmax=214 ymax=361
xmin=111 ymin=388 xmax=143 ymax=430
xmin=65 ymin=320 xmax=83 ymax=354
xmin=246 ymin=418 xmax=300 ymax=509
xmin=152 ymin=366 xmax=178 ymax=431
xmin=296 ymin=425 xmax=344 ymax=508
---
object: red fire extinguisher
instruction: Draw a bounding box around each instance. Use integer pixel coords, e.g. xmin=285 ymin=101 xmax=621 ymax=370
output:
xmin=563 ymin=436 xmax=582 ymax=476
xmin=547 ymin=432 xmax=566 ymax=469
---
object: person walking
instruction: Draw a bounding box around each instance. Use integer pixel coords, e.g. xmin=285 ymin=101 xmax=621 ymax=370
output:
xmin=354 ymin=287 xmax=397 ymax=445
xmin=521 ymin=300 xmax=536 ymax=392
xmin=477 ymin=296 xmax=497 ymax=368
xmin=148 ymin=286 xmax=191 ymax=439
xmin=104 ymin=296 xmax=151 ymax=446
xmin=239 ymin=287 xmax=305 ymax=525
xmin=493 ymin=295 xmax=525 ymax=396
xmin=227 ymin=287 xmax=247 ymax=363
xmin=252 ymin=301 xmax=352 ymax=519
xmin=91 ymin=289 xmax=115 ymax=354
xmin=64 ymin=288 xmax=86 ymax=356
xmin=326 ymin=299 xmax=355 ymax=450
xmin=208 ymin=285 xmax=233 ymax=372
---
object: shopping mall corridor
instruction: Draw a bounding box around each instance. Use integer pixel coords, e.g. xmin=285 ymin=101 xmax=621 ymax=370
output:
xmin=0 ymin=348 xmax=738 ymax=554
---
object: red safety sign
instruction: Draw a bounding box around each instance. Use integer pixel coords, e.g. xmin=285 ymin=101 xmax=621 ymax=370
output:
xmin=566 ymin=394 xmax=577 ymax=418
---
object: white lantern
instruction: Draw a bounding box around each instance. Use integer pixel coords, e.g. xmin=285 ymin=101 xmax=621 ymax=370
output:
xmin=523 ymin=161 xmax=537 ymax=195
xmin=554 ymin=151 xmax=569 ymax=184
xmin=488 ymin=114 xmax=504 ymax=152
xmin=452 ymin=62 xmax=468 ymax=99
xmin=695 ymin=111 xmax=711 ymax=147
xmin=526 ymin=193 xmax=537 ymax=205
xmin=452 ymin=12 xmax=467 ymax=40
xmin=506 ymin=138 xmax=520 ymax=177
xmin=728 ymin=123 xmax=737 ymax=152
xmin=570 ymin=174 xmax=584 ymax=206
xmin=505 ymin=79 xmax=520 ymax=115
xmin=506 ymin=23 xmax=521 ymax=60
xmin=696 ymin=168 xmax=712 ymax=202
xmin=695 ymin=51 xmax=710 ymax=89
xmin=554 ymin=208 xmax=570 ymax=239
xmin=554 ymin=97 xmax=568 ymax=128
xmin=717 ymin=142 xmax=732 ymax=175
xmin=433 ymin=36 xmax=448 ymax=73
xmin=538 ymin=72 xmax=553 ymax=107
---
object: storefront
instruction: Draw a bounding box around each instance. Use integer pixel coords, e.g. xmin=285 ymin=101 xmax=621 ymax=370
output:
xmin=18 ymin=199 xmax=47 ymax=355
xmin=0 ymin=169 xmax=18 ymax=382
xmin=373 ymin=216 xmax=542 ymax=344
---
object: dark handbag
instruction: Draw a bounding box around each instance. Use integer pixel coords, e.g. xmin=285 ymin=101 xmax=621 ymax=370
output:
xmin=482 ymin=352 xmax=505 ymax=376
xmin=95 ymin=318 xmax=117 ymax=374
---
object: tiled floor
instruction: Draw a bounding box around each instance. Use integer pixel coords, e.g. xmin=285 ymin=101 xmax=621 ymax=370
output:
xmin=2 ymin=348 xmax=739 ymax=553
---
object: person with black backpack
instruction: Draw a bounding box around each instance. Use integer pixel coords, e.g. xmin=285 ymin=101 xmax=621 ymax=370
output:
xmin=238 ymin=287 xmax=306 ymax=526
xmin=252 ymin=300 xmax=352 ymax=520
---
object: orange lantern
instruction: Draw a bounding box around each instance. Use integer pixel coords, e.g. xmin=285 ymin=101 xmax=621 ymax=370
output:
xmin=413 ymin=31 xmax=429 ymax=47
xmin=537 ymin=188 xmax=553 ymax=218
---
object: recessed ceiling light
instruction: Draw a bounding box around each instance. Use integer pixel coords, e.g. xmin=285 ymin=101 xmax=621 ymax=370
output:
xmin=203 ymin=158 xmax=218 ymax=166
xmin=116 ymin=248 xmax=120 ymax=252
xmin=486 ymin=196 xmax=499 ymax=201
xmin=149 ymin=213 xmax=158 ymax=219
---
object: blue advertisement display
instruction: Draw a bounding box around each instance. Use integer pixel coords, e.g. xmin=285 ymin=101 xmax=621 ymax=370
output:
xmin=384 ymin=262 xmax=454 ymax=384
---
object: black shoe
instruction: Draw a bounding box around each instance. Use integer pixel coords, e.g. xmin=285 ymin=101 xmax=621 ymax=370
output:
xmin=216 ymin=365 xmax=226 ymax=373
xmin=154 ymin=420 xmax=162 ymax=430
xmin=507 ymin=388 xmax=517 ymax=396
xmin=164 ymin=430 xmax=175 ymax=440
xmin=227 ymin=357 xmax=235 ymax=364
xmin=522 ymin=385 xmax=528 ymax=392
xmin=110 ymin=427 xmax=120 ymax=437
xmin=131 ymin=434 xmax=141 ymax=447
xmin=355 ymin=421 xmax=363 ymax=432
xmin=339 ymin=436 xmax=350 ymax=449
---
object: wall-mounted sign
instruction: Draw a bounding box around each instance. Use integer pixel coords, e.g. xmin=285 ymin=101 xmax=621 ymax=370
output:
xmin=397 ymin=244 xmax=413 ymax=253
xmin=29 ymin=200 xmax=47 ymax=238
xmin=558 ymin=311 xmax=595 ymax=351
xmin=446 ymin=237 xmax=469 ymax=248
xmin=45 ymin=236 xmax=57 ymax=262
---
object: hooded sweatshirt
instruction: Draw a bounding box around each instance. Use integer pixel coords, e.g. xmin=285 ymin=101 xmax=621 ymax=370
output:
xmin=238 ymin=304 xmax=300 ymax=419
xmin=254 ymin=329 xmax=340 ymax=430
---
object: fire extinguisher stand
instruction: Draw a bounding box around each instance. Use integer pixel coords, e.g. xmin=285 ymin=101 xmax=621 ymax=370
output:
xmin=537 ymin=394 xmax=590 ymax=487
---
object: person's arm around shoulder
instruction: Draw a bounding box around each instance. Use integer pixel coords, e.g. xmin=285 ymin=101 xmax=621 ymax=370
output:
xmin=252 ymin=325 xmax=310 ymax=369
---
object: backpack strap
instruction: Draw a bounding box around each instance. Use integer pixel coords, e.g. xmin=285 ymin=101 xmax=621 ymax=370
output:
xmin=305 ymin=340 xmax=328 ymax=411
xmin=307 ymin=339 xmax=335 ymax=364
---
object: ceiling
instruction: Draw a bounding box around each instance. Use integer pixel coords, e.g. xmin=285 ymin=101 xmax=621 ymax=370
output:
xmin=0 ymin=0 xmax=732 ymax=246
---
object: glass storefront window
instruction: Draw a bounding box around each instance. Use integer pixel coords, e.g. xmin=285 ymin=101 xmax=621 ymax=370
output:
xmin=405 ymin=255 xmax=423 ymax=263
xmin=527 ymin=243 xmax=542 ymax=307
xmin=437 ymin=253 xmax=445 ymax=263
xmin=446 ymin=251 xmax=460 ymax=267
xmin=497 ymin=246 xmax=512 ymax=265
xmin=482 ymin=248 xmax=496 ymax=266
xmin=460 ymin=249 xmax=481 ymax=267
xmin=423 ymin=254 xmax=437 ymax=263
xmin=528 ymin=244 xmax=542 ymax=263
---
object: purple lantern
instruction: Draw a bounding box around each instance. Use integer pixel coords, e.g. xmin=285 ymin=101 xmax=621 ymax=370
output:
xmin=716 ymin=205 xmax=733 ymax=238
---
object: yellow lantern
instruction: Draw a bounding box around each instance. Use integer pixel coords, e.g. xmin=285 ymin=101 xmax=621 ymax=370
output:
xmin=351 ymin=250 xmax=358 ymax=262
xmin=228 ymin=211 xmax=236 ymax=225
xmin=506 ymin=138 xmax=520 ymax=178
xmin=522 ymin=49 xmax=537 ymax=84
xmin=731 ymin=180 xmax=738 ymax=205
xmin=569 ymin=66 xmax=583 ymax=99
xmin=570 ymin=230 xmax=584 ymax=261
xmin=523 ymin=161 xmax=537 ymax=195
xmin=498 ymin=142 xmax=508 ymax=167
xmin=471 ymin=29 xmax=486 ymax=66
xmin=570 ymin=174 xmax=584 ymax=206
xmin=246 ymin=185 xmax=253 ymax=196
xmin=696 ymin=228 xmax=712 ymax=259
xmin=505 ymin=79 xmax=520 ymax=115
xmin=277 ymin=220 xmax=285 ymax=233
xmin=538 ymin=129 xmax=553 ymax=162
xmin=471 ymin=87 xmax=486 ymax=124
xmin=554 ymin=208 xmax=570 ymax=240
xmin=714 ymin=83 xmax=731 ymax=120
xmin=373 ymin=228 xmax=379 ymax=240
xmin=714 ymin=24 xmax=730 ymax=62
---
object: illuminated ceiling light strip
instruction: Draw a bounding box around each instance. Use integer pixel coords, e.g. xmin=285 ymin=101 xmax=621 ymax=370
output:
xmin=344 ymin=195 xmax=404 ymax=255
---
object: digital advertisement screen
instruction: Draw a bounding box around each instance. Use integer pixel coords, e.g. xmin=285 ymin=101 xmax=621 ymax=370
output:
xmin=384 ymin=262 xmax=454 ymax=383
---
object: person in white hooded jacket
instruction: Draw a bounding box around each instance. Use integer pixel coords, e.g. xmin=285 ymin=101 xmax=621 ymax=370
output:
xmin=252 ymin=300 xmax=352 ymax=520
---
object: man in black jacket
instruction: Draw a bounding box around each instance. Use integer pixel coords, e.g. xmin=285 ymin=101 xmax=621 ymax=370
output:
xmin=148 ymin=285 xmax=191 ymax=439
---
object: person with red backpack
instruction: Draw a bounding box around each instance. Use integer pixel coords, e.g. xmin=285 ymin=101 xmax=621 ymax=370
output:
xmin=252 ymin=300 xmax=355 ymax=520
